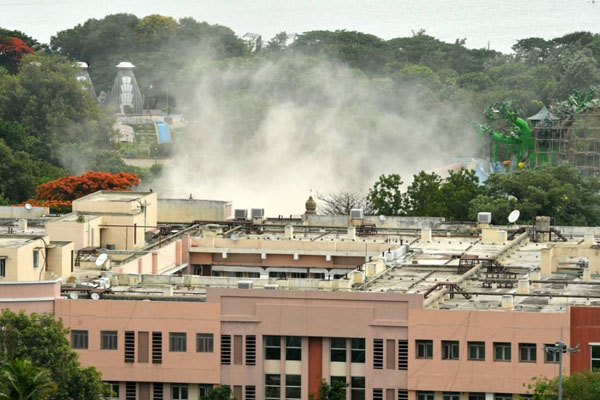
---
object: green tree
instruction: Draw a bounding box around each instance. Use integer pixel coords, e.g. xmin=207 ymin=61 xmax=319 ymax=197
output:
xmin=135 ymin=15 xmax=179 ymax=44
xmin=525 ymin=369 xmax=600 ymax=399
xmin=202 ymin=386 xmax=235 ymax=400
xmin=0 ymin=358 xmax=57 ymax=400
xmin=312 ymin=380 xmax=348 ymax=400
xmin=404 ymin=171 xmax=444 ymax=217
xmin=367 ymin=174 xmax=404 ymax=216
xmin=0 ymin=310 xmax=110 ymax=400
xmin=440 ymin=169 xmax=480 ymax=221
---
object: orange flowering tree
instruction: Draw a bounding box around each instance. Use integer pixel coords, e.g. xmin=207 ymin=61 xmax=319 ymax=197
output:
xmin=0 ymin=36 xmax=34 ymax=73
xmin=21 ymin=171 xmax=139 ymax=213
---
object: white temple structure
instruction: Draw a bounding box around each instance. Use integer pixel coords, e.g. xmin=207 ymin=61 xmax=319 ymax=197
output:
xmin=107 ymin=62 xmax=143 ymax=114
xmin=75 ymin=62 xmax=97 ymax=100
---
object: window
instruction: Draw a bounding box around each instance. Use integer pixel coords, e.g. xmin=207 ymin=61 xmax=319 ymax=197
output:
xmin=544 ymin=344 xmax=559 ymax=363
xmin=152 ymin=332 xmax=162 ymax=363
xmin=330 ymin=376 xmax=346 ymax=385
xmin=172 ymin=384 xmax=188 ymax=400
xmin=33 ymin=250 xmax=39 ymax=269
xmin=196 ymin=333 xmax=213 ymax=352
xmin=350 ymin=377 xmax=365 ymax=400
xmin=153 ymin=382 xmax=163 ymax=400
xmin=519 ymin=343 xmax=537 ymax=363
xmin=0 ymin=258 xmax=5 ymax=277
xmin=246 ymin=335 xmax=256 ymax=365
xmin=169 ymin=332 xmax=187 ymax=352
xmin=351 ymin=338 xmax=365 ymax=363
xmin=101 ymin=331 xmax=118 ymax=350
xmin=416 ymin=340 xmax=433 ymax=359
xmin=417 ymin=392 xmax=434 ymax=400
xmin=373 ymin=338 xmax=383 ymax=369
xmin=107 ymin=382 xmax=119 ymax=398
xmin=221 ymin=335 xmax=231 ymax=365
xmin=468 ymin=341 xmax=485 ymax=361
xmin=244 ymin=385 xmax=255 ymax=400
xmin=124 ymin=331 xmax=135 ymax=362
xmin=71 ymin=330 xmax=88 ymax=349
xmin=443 ymin=393 xmax=459 ymax=400
xmin=265 ymin=336 xmax=281 ymax=360
xmin=494 ymin=342 xmax=511 ymax=362
xmin=331 ymin=338 xmax=346 ymax=362
xmin=494 ymin=395 xmax=512 ymax=400
xmin=442 ymin=341 xmax=459 ymax=360
xmin=198 ymin=385 xmax=212 ymax=399
xmin=286 ymin=336 xmax=301 ymax=361
xmin=285 ymin=375 xmax=301 ymax=400
xmin=592 ymin=344 xmax=600 ymax=370
xmin=265 ymin=374 xmax=281 ymax=400
xmin=398 ymin=339 xmax=408 ymax=370
xmin=468 ymin=394 xmax=485 ymax=400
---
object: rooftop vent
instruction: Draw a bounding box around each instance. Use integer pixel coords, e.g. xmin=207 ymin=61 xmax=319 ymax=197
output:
xmin=477 ymin=212 xmax=492 ymax=224
xmin=237 ymin=281 xmax=253 ymax=289
xmin=350 ymin=208 xmax=364 ymax=219
xmin=264 ymin=284 xmax=279 ymax=290
xmin=234 ymin=209 xmax=248 ymax=220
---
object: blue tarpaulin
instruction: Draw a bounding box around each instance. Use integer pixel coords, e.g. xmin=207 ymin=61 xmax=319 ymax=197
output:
xmin=156 ymin=121 xmax=171 ymax=144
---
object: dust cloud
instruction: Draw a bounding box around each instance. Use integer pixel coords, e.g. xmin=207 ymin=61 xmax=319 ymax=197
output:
xmin=154 ymin=55 xmax=480 ymax=215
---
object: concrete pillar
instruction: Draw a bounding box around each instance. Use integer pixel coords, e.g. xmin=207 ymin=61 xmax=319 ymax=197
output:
xmin=530 ymin=270 xmax=541 ymax=288
xmin=518 ymin=278 xmax=529 ymax=294
xmin=175 ymin=240 xmax=182 ymax=266
xmin=421 ymin=228 xmax=432 ymax=242
xmin=152 ymin=251 xmax=158 ymax=274
xmin=347 ymin=226 xmax=356 ymax=241
xmin=137 ymin=258 xmax=143 ymax=274
xmin=501 ymin=295 xmax=513 ymax=310
xmin=18 ymin=219 xmax=27 ymax=231
xmin=584 ymin=233 xmax=595 ymax=246
xmin=284 ymin=225 xmax=294 ymax=239
xmin=164 ymin=285 xmax=173 ymax=296
xmin=182 ymin=234 xmax=190 ymax=264
xmin=583 ymin=267 xmax=591 ymax=282
xmin=540 ymin=249 xmax=552 ymax=277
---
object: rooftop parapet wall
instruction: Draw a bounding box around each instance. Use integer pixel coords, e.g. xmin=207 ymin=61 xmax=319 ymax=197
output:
xmin=304 ymin=214 xmax=444 ymax=229
xmin=158 ymin=199 xmax=231 ymax=223
xmin=0 ymin=206 xmax=49 ymax=219
xmin=0 ymin=279 xmax=61 ymax=313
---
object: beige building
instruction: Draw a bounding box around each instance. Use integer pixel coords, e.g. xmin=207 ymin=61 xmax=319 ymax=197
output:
xmin=0 ymin=235 xmax=48 ymax=281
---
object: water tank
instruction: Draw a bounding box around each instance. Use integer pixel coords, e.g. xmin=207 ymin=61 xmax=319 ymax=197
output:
xmin=477 ymin=212 xmax=492 ymax=224
xmin=251 ymin=208 xmax=265 ymax=218
xmin=237 ymin=281 xmax=253 ymax=289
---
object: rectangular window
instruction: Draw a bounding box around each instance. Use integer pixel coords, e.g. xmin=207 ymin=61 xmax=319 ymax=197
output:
xmin=265 ymin=336 xmax=281 ymax=360
xmin=221 ymin=335 xmax=231 ymax=365
xmin=373 ymin=388 xmax=383 ymax=400
xmin=246 ymin=335 xmax=256 ymax=365
xmin=330 ymin=376 xmax=346 ymax=385
xmin=544 ymin=344 xmax=559 ymax=363
xmin=171 ymin=384 xmax=188 ymax=400
xmin=443 ymin=393 xmax=459 ymax=400
xmin=286 ymin=336 xmax=302 ymax=361
xmin=416 ymin=340 xmax=433 ymax=359
xmin=442 ymin=340 xmax=459 ymax=360
xmin=398 ymin=339 xmax=408 ymax=370
xmin=101 ymin=331 xmax=118 ymax=350
xmin=265 ymin=374 xmax=281 ymax=400
xmin=124 ymin=331 xmax=135 ymax=362
xmin=350 ymin=377 xmax=365 ymax=400
xmin=591 ymin=344 xmax=600 ymax=370
xmin=244 ymin=385 xmax=255 ymax=400
xmin=331 ymin=338 xmax=346 ymax=362
xmin=397 ymin=389 xmax=408 ymax=400
xmin=417 ymin=392 xmax=434 ymax=400
xmin=351 ymin=338 xmax=365 ymax=363
xmin=468 ymin=394 xmax=485 ymax=400
xmin=169 ymin=332 xmax=187 ymax=352
xmin=494 ymin=395 xmax=512 ymax=400
xmin=0 ymin=258 xmax=5 ymax=277
xmin=519 ymin=343 xmax=537 ymax=363
xmin=125 ymin=382 xmax=136 ymax=400
xmin=107 ymin=382 xmax=119 ymax=398
xmin=494 ymin=342 xmax=511 ymax=362
xmin=468 ymin=341 xmax=485 ymax=361
xmin=71 ymin=330 xmax=88 ymax=349
xmin=197 ymin=333 xmax=214 ymax=353
xmin=198 ymin=385 xmax=212 ymax=399
xmin=33 ymin=250 xmax=39 ymax=269
xmin=153 ymin=382 xmax=163 ymax=400
xmin=285 ymin=375 xmax=301 ymax=400
xmin=152 ymin=332 xmax=162 ymax=364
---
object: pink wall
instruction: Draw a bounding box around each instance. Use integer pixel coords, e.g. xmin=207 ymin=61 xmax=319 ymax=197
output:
xmin=55 ymin=299 xmax=221 ymax=384
xmin=189 ymin=252 xmax=363 ymax=269
xmin=408 ymin=308 xmax=570 ymax=395
xmin=0 ymin=280 xmax=60 ymax=314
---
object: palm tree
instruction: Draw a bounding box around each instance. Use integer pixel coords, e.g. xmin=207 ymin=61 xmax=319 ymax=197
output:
xmin=0 ymin=358 xmax=57 ymax=400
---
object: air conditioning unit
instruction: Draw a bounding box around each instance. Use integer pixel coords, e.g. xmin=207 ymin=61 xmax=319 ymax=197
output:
xmin=234 ymin=209 xmax=248 ymax=220
xmin=264 ymin=284 xmax=279 ymax=290
xmin=350 ymin=208 xmax=364 ymax=219
xmin=477 ymin=212 xmax=492 ymax=224
xmin=237 ymin=281 xmax=253 ymax=289
xmin=251 ymin=208 xmax=265 ymax=218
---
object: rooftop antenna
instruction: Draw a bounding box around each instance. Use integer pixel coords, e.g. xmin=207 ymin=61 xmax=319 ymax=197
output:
xmin=508 ymin=209 xmax=520 ymax=224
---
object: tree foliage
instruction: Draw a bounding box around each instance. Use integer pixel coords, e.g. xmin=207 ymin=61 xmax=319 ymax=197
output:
xmin=202 ymin=386 xmax=235 ymax=400
xmin=312 ymin=379 xmax=348 ymax=400
xmin=316 ymin=191 xmax=372 ymax=215
xmin=367 ymin=174 xmax=404 ymax=216
xmin=0 ymin=36 xmax=33 ymax=74
xmin=0 ymin=310 xmax=110 ymax=400
xmin=0 ymin=358 xmax=57 ymax=400
xmin=525 ymin=369 xmax=600 ymax=399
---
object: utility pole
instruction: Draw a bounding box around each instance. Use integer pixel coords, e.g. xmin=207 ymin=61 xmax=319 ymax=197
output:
xmin=545 ymin=341 xmax=580 ymax=400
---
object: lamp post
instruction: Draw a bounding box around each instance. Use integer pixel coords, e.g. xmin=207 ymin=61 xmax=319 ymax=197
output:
xmin=545 ymin=341 xmax=579 ymax=400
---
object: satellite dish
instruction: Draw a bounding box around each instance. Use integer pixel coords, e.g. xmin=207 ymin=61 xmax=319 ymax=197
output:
xmin=95 ymin=253 xmax=108 ymax=267
xmin=231 ymin=234 xmax=239 ymax=242
xmin=69 ymin=292 xmax=79 ymax=300
xmin=508 ymin=209 xmax=520 ymax=224
xmin=379 ymin=215 xmax=387 ymax=221
xmin=24 ymin=203 xmax=32 ymax=210
xmin=90 ymin=293 xmax=100 ymax=300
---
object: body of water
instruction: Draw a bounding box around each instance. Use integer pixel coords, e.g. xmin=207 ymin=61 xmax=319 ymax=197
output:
xmin=1 ymin=0 xmax=600 ymax=52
